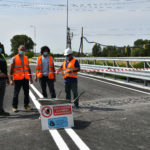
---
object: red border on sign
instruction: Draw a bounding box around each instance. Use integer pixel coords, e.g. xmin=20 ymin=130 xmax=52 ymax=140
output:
xmin=53 ymin=105 xmax=72 ymax=116
xmin=41 ymin=106 xmax=52 ymax=118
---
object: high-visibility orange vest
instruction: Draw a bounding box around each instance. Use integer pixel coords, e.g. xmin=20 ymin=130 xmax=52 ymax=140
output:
xmin=13 ymin=54 xmax=30 ymax=80
xmin=36 ymin=56 xmax=55 ymax=79
xmin=62 ymin=58 xmax=78 ymax=79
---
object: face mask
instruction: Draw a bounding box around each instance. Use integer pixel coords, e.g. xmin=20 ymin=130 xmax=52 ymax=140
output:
xmin=43 ymin=52 xmax=48 ymax=56
xmin=66 ymin=56 xmax=69 ymax=60
xmin=0 ymin=48 xmax=2 ymax=53
xmin=19 ymin=50 xmax=24 ymax=55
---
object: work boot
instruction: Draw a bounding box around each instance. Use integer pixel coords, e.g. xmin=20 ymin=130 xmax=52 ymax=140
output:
xmin=24 ymin=105 xmax=32 ymax=110
xmin=0 ymin=109 xmax=10 ymax=116
xmin=12 ymin=108 xmax=17 ymax=113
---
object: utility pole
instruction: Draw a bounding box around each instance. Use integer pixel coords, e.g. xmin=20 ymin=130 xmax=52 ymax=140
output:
xmin=66 ymin=0 xmax=72 ymax=49
xmin=81 ymin=27 xmax=84 ymax=56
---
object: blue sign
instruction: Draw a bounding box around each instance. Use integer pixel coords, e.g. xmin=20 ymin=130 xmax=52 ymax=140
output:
xmin=48 ymin=117 xmax=68 ymax=129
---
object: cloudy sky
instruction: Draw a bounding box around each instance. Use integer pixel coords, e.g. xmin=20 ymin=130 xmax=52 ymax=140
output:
xmin=0 ymin=0 xmax=150 ymax=55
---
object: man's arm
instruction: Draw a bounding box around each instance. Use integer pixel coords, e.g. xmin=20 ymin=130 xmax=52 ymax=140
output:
xmin=28 ymin=64 xmax=33 ymax=84
xmin=9 ymin=63 xmax=14 ymax=85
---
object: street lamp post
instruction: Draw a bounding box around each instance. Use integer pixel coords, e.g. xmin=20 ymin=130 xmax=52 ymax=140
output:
xmin=30 ymin=25 xmax=36 ymax=53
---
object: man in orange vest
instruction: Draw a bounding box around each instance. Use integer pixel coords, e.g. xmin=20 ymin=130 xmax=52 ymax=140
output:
xmin=10 ymin=45 xmax=33 ymax=112
xmin=35 ymin=46 xmax=56 ymax=98
xmin=56 ymin=48 xmax=80 ymax=108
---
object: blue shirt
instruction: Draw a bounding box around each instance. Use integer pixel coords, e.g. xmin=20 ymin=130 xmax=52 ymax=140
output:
xmin=61 ymin=58 xmax=80 ymax=83
xmin=41 ymin=56 xmax=49 ymax=76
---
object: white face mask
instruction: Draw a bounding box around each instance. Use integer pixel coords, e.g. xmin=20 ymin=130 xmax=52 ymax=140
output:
xmin=19 ymin=50 xmax=24 ymax=55
xmin=66 ymin=56 xmax=69 ymax=60
xmin=43 ymin=52 xmax=48 ymax=56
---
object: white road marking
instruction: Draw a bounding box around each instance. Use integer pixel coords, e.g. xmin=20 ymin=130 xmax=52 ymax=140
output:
xmin=65 ymin=128 xmax=90 ymax=150
xmin=29 ymin=85 xmax=70 ymax=150
xmin=79 ymin=74 xmax=150 ymax=95
xmin=30 ymin=84 xmax=43 ymax=98
xmin=49 ymin=129 xmax=69 ymax=150
xmin=29 ymin=84 xmax=90 ymax=150
xmin=29 ymin=90 xmax=41 ymax=113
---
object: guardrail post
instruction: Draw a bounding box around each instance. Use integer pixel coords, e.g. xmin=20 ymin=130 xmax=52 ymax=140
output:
xmin=126 ymin=61 xmax=130 ymax=82
xmin=113 ymin=61 xmax=116 ymax=80
xmin=103 ymin=60 xmax=106 ymax=78
xmin=144 ymin=62 xmax=148 ymax=86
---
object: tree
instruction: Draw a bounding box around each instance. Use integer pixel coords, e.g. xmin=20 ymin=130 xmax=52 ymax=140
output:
xmin=92 ymin=44 xmax=101 ymax=56
xmin=10 ymin=35 xmax=34 ymax=55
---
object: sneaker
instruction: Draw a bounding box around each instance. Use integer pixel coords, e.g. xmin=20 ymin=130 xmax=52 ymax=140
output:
xmin=24 ymin=105 xmax=32 ymax=110
xmin=12 ymin=108 xmax=17 ymax=113
xmin=0 ymin=110 xmax=10 ymax=116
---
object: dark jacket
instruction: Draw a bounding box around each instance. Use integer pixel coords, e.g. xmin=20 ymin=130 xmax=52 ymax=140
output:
xmin=0 ymin=54 xmax=8 ymax=79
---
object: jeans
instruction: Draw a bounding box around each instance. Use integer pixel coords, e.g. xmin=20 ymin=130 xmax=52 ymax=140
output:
xmin=12 ymin=79 xmax=29 ymax=108
xmin=39 ymin=76 xmax=56 ymax=98
xmin=0 ymin=79 xmax=6 ymax=111
xmin=65 ymin=82 xmax=79 ymax=106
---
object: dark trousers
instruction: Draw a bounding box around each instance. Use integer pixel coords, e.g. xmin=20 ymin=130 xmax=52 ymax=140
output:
xmin=39 ymin=76 xmax=56 ymax=98
xmin=65 ymin=82 xmax=79 ymax=105
xmin=0 ymin=79 xmax=6 ymax=111
xmin=12 ymin=79 xmax=29 ymax=108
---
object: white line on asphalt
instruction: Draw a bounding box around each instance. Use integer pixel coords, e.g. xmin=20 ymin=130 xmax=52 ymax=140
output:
xmin=30 ymin=84 xmax=90 ymax=150
xmin=29 ymin=85 xmax=70 ymax=150
xmin=79 ymin=74 xmax=150 ymax=95
xmin=30 ymin=84 xmax=43 ymax=98
xmin=49 ymin=129 xmax=70 ymax=150
xmin=65 ymin=128 xmax=90 ymax=150
xmin=29 ymin=90 xmax=41 ymax=113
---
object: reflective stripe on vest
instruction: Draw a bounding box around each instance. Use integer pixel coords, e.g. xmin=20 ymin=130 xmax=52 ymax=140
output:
xmin=36 ymin=56 xmax=55 ymax=79
xmin=62 ymin=58 xmax=78 ymax=79
xmin=13 ymin=54 xmax=30 ymax=80
xmin=1 ymin=54 xmax=8 ymax=73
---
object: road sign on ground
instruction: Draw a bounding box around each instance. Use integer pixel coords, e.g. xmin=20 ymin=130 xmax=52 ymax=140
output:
xmin=40 ymin=100 xmax=74 ymax=130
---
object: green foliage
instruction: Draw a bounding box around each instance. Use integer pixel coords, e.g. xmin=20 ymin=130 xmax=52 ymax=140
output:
xmin=10 ymin=35 xmax=34 ymax=55
xmin=25 ymin=51 xmax=34 ymax=58
xmin=91 ymin=39 xmax=150 ymax=57
xmin=92 ymin=44 xmax=101 ymax=56
xmin=133 ymin=62 xmax=144 ymax=68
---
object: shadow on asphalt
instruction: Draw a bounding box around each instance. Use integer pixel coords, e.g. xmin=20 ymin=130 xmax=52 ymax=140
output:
xmin=0 ymin=110 xmax=39 ymax=120
xmin=74 ymin=106 xmax=123 ymax=112
xmin=73 ymin=120 xmax=91 ymax=130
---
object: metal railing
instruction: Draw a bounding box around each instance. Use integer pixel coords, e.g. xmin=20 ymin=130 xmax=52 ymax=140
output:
xmin=54 ymin=57 xmax=150 ymax=86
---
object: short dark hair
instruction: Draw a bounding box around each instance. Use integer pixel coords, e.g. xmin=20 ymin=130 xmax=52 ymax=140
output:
xmin=41 ymin=46 xmax=50 ymax=54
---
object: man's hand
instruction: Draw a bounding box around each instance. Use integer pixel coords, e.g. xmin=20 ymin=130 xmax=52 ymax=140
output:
xmin=30 ymin=78 xmax=33 ymax=84
xmin=10 ymin=80 xmax=14 ymax=85
xmin=0 ymin=73 xmax=7 ymax=78
xmin=34 ymin=76 xmax=37 ymax=82
xmin=56 ymin=70 xmax=60 ymax=75
xmin=6 ymin=79 xmax=10 ymax=86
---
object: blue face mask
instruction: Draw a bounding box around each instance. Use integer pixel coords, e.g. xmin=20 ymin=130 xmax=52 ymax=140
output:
xmin=43 ymin=52 xmax=48 ymax=56
xmin=19 ymin=50 xmax=24 ymax=55
xmin=0 ymin=48 xmax=2 ymax=53
xmin=66 ymin=56 xmax=69 ymax=60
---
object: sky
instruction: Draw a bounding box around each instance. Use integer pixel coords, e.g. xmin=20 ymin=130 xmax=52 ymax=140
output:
xmin=0 ymin=0 xmax=150 ymax=55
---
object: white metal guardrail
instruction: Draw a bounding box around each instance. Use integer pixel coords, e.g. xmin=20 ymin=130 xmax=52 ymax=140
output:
xmin=54 ymin=57 xmax=150 ymax=85
xmin=32 ymin=57 xmax=150 ymax=85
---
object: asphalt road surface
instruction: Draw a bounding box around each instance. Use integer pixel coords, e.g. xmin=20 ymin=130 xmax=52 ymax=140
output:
xmin=0 ymin=65 xmax=150 ymax=150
